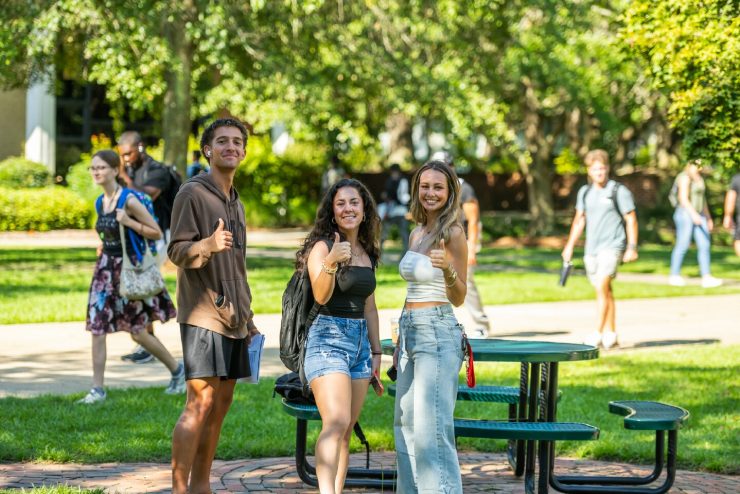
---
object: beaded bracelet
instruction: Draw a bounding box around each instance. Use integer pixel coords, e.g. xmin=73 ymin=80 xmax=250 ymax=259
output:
xmin=371 ymin=351 xmax=382 ymax=356
xmin=321 ymin=259 xmax=338 ymax=274
xmin=444 ymin=266 xmax=458 ymax=287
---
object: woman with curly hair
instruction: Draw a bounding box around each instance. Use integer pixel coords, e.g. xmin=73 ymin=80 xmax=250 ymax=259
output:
xmin=393 ymin=160 xmax=468 ymax=493
xmin=295 ymin=178 xmax=382 ymax=493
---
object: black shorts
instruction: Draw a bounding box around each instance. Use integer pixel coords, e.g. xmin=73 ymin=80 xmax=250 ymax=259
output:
xmin=735 ymin=220 xmax=740 ymax=241
xmin=180 ymin=324 xmax=250 ymax=380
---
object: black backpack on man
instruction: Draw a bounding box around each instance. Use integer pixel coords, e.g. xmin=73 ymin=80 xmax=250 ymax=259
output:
xmin=141 ymin=159 xmax=183 ymax=232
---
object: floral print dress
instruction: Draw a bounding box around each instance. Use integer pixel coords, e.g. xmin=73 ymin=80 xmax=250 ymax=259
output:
xmin=85 ymin=209 xmax=176 ymax=336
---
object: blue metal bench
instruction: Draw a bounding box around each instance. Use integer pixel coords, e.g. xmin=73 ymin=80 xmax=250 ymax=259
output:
xmin=389 ymin=370 xmax=561 ymax=477
xmin=281 ymin=399 xmax=396 ymax=489
xmin=550 ymin=400 xmax=690 ymax=494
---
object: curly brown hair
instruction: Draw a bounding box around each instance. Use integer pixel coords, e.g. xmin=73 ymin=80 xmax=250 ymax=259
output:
xmin=295 ymin=178 xmax=380 ymax=270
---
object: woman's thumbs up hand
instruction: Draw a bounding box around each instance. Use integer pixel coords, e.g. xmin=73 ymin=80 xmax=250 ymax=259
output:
xmin=429 ymin=238 xmax=450 ymax=271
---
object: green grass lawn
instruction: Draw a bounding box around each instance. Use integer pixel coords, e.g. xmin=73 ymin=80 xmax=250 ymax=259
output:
xmin=1 ymin=245 xmax=739 ymax=324
xmin=1 ymin=344 xmax=737 ymax=473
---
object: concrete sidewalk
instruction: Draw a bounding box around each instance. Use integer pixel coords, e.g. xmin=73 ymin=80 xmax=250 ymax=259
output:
xmin=1 ymin=294 xmax=738 ymax=398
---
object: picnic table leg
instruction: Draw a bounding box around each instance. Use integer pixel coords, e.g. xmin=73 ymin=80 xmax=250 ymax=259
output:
xmin=524 ymin=362 xmax=541 ymax=494
xmin=554 ymin=431 xmax=666 ymax=487
xmin=508 ymin=362 xmax=529 ymax=476
xmin=534 ymin=362 xmax=559 ymax=494
xmin=295 ymin=418 xmax=319 ymax=487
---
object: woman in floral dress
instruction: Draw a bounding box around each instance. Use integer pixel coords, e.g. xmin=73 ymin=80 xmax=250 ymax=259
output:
xmin=79 ymin=149 xmax=184 ymax=404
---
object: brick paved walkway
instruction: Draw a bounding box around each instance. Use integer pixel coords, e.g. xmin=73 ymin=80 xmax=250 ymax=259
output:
xmin=1 ymin=453 xmax=737 ymax=493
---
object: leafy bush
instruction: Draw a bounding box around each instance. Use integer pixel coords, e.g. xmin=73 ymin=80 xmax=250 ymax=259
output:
xmin=66 ymin=160 xmax=100 ymax=205
xmin=0 ymin=157 xmax=52 ymax=188
xmin=65 ymin=135 xmax=119 ymax=204
xmin=234 ymin=136 xmax=324 ymax=227
xmin=0 ymin=186 xmax=92 ymax=231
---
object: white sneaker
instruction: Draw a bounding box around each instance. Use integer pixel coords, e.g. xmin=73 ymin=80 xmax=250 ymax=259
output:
xmin=77 ymin=387 xmax=106 ymax=404
xmin=583 ymin=331 xmax=602 ymax=347
xmin=165 ymin=362 xmax=186 ymax=395
xmin=601 ymin=331 xmax=619 ymax=350
xmin=668 ymin=275 xmax=686 ymax=287
xmin=701 ymin=276 xmax=723 ymax=288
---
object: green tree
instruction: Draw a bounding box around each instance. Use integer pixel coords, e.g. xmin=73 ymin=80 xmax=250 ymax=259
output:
xmin=623 ymin=0 xmax=740 ymax=172
xmin=0 ymin=1 xmax=288 ymax=172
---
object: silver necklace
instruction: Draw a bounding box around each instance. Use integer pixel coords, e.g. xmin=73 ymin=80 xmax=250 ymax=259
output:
xmin=415 ymin=226 xmax=433 ymax=249
xmin=103 ymin=185 xmax=120 ymax=213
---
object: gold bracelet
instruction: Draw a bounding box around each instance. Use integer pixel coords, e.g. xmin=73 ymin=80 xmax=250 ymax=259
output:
xmin=321 ymin=259 xmax=338 ymax=274
xmin=444 ymin=266 xmax=457 ymax=287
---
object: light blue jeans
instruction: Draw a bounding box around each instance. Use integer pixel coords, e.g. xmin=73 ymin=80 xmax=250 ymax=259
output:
xmin=394 ymin=304 xmax=464 ymax=493
xmin=670 ymin=207 xmax=712 ymax=277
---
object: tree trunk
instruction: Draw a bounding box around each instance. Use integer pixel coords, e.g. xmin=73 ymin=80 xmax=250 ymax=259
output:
xmin=386 ymin=112 xmax=413 ymax=165
xmin=519 ymin=79 xmax=556 ymax=235
xmin=162 ymin=5 xmax=195 ymax=175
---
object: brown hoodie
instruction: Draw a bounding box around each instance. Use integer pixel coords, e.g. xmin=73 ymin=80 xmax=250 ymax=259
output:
xmin=167 ymin=173 xmax=255 ymax=339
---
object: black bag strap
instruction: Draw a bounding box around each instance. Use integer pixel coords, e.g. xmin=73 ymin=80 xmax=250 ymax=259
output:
xmin=353 ymin=422 xmax=370 ymax=469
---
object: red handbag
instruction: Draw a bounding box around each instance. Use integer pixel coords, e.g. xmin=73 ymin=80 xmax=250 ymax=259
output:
xmin=462 ymin=333 xmax=475 ymax=388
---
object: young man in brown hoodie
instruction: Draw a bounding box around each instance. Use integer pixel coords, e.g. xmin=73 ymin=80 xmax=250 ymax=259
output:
xmin=169 ymin=118 xmax=260 ymax=494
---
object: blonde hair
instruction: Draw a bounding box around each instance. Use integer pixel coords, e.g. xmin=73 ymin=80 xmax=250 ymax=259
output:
xmin=584 ymin=149 xmax=609 ymax=168
xmin=409 ymin=160 xmax=463 ymax=249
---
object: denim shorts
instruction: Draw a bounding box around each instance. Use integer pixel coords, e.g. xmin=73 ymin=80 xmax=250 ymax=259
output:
xmin=303 ymin=314 xmax=372 ymax=383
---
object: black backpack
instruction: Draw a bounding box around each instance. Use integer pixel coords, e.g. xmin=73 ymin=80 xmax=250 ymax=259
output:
xmin=161 ymin=164 xmax=183 ymax=215
xmin=279 ymin=238 xmax=338 ymax=376
xmin=141 ymin=159 xmax=182 ymax=229
xmin=274 ymin=371 xmax=315 ymax=404
xmin=279 ymin=267 xmax=320 ymax=375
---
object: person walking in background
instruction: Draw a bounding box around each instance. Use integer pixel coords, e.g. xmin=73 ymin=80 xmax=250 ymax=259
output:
xmin=118 ymin=131 xmax=175 ymax=242
xmin=379 ymin=163 xmax=411 ymax=255
xmin=117 ymin=131 xmax=177 ymax=364
xmin=394 ymin=160 xmax=468 ymax=493
xmin=186 ymin=150 xmax=208 ymax=179
xmin=169 ymin=118 xmax=260 ymax=494
xmin=562 ymin=149 xmax=639 ymax=350
xmin=668 ymin=159 xmax=723 ymax=287
xmin=79 ymin=150 xmax=183 ymax=404
xmin=321 ymin=155 xmax=346 ymax=196
xmin=295 ymin=178 xmax=382 ymax=493
xmin=722 ymin=171 xmax=740 ymax=257
xmin=431 ymin=150 xmax=491 ymax=337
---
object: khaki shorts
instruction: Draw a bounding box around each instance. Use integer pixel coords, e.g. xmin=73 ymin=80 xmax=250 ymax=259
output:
xmin=583 ymin=250 xmax=622 ymax=286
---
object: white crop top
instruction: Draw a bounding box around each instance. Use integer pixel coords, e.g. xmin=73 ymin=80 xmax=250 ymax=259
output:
xmin=399 ymin=251 xmax=449 ymax=303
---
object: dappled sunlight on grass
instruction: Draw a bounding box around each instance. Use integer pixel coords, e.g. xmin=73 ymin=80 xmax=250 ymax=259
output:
xmin=0 ymin=345 xmax=736 ymax=473
xmin=2 ymin=245 xmax=740 ymax=323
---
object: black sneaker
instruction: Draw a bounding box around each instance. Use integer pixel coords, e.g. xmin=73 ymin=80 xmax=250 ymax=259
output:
xmin=123 ymin=346 xmax=154 ymax=364
xmin=121 ymin=345 xmax=143 ymax=362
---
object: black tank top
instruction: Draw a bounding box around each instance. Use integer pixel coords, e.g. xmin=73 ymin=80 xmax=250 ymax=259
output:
xmin=95 ymin=211 xmax=135 ymax=257
xmin=319 ymin=266 xmax=376 ymax=319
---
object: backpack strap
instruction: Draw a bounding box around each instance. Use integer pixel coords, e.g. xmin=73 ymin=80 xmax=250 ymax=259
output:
xmin=611 ymin=182 xmax=624 ymax=224
xmin=117 ymin=188 xmax=145 ymax=263
xmin=581 ymin=184 xmax=592 ymax=215
xmin=95 ymin=194 xmax=104 ymax=215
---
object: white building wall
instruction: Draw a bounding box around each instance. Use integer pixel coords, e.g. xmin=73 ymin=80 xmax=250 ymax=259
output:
xmin=25 ymin=78 xmax=56 ymax=173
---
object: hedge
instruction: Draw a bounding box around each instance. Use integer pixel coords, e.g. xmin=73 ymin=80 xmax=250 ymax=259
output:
xmin=0 ymin=186 xmax=92 ymax=231
xmin=0 ymin=157 xmax=52 ymax=188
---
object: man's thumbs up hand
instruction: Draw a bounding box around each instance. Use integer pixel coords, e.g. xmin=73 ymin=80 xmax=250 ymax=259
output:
xmin=208 ymin=218 xmax=233 ymax=253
